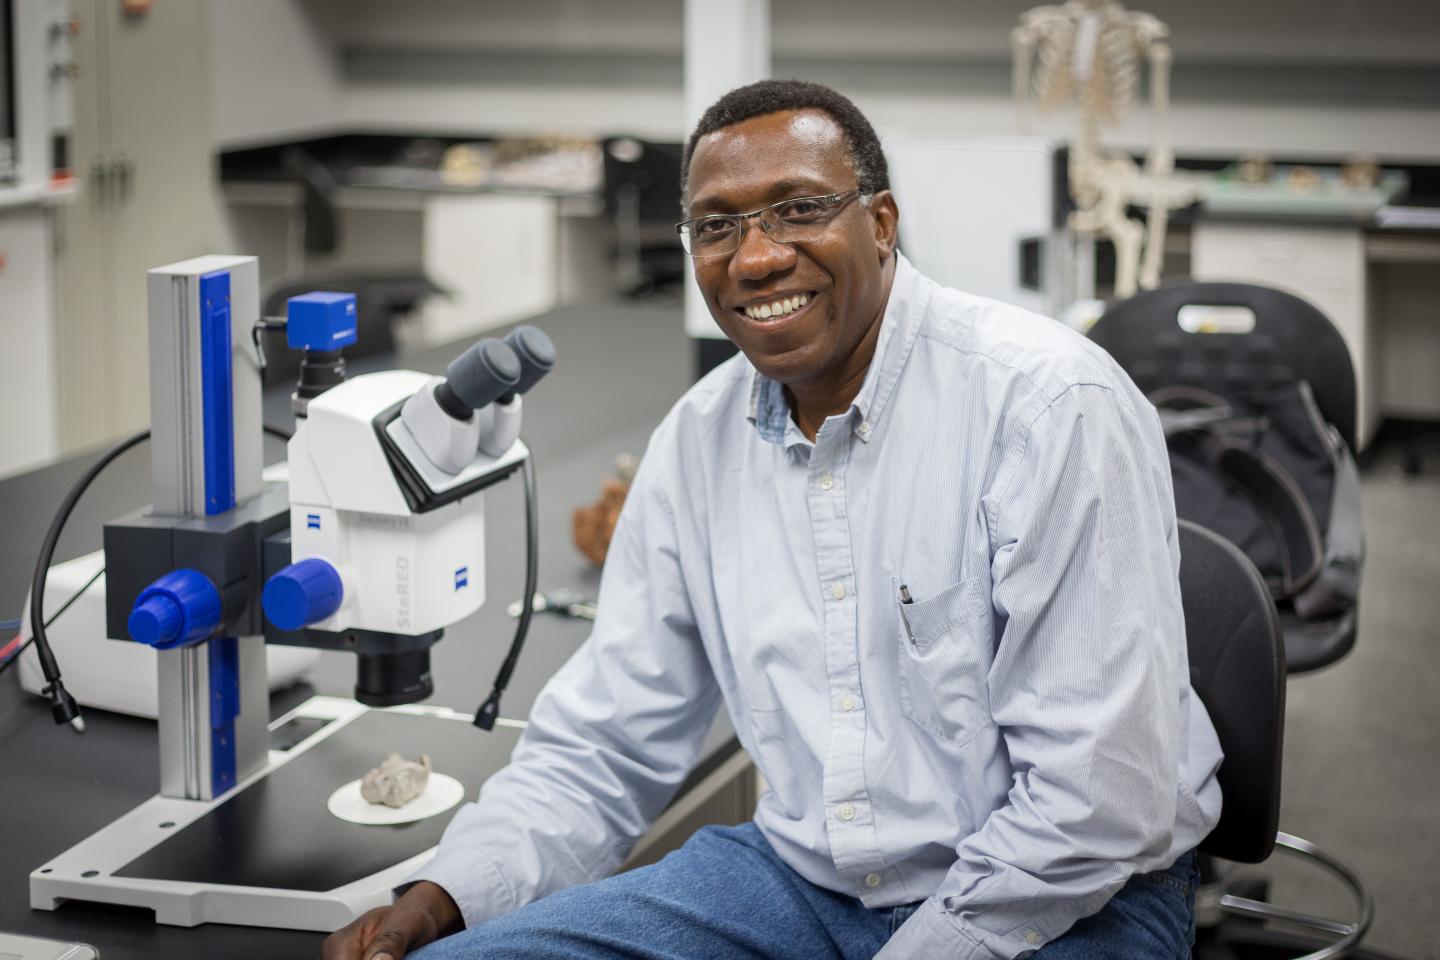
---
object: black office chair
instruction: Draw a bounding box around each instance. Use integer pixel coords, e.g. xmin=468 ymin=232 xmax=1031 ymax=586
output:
xmin=1182 ymin=518 xmax=1285 ymax=867
xmin=601 ymin=137 xmax=686 ymax=296
xmin=1089 ymin=282 xmax=1358 ymax=674
xmin=1179 ymin=519 xmax=1378 ymax=959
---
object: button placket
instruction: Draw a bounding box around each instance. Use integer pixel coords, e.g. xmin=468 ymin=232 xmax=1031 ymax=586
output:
xmin=810 ymin=427 xmax=886 ymax=889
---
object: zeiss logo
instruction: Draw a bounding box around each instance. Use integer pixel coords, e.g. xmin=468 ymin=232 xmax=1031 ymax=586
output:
xmin=306 ymin=513 xmax=321 ymax=530
xmin=454 ymin=566 xmax=469 ymax=590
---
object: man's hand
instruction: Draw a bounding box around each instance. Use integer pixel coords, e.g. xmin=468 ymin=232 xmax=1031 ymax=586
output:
xmin=321 ymin=880 xmax=464 ymax=960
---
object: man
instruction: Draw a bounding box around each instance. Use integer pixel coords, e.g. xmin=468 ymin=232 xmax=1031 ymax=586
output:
xmin=324 ymin=79 xmax=1222 ymax=960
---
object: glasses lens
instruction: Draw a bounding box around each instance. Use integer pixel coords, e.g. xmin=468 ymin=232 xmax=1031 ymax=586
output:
xmin=768 ymin=194 xmax=851 ymax=244
xmin=682 ymin=217 xmax=740 ymax=256
xmin=773 ymin=196 xmax=833 ymax=227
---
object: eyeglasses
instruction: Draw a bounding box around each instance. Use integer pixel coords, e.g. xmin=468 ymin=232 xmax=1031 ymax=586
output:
xmin=675 ymin=191 xmax=866 ymax=258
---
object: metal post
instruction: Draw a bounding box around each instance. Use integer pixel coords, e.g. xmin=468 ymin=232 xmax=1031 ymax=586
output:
xmin=682 ymin=0 xmax=770 ymax=347
xmin=145 ymin=255 xmax=268 ymax=801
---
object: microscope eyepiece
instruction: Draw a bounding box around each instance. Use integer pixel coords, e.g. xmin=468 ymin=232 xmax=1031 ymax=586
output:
xmin=434 ymin=338 xmax=521 ymax=420
xmin=501 ymin=326 xmax=557 ymax=400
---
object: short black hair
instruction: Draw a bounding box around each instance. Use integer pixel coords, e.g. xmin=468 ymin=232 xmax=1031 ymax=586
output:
xmin=681 ymin=79 xmax=890 ymax=202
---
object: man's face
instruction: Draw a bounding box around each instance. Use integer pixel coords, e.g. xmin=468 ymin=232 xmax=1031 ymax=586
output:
xmin=685 ymin=109 xmax=898 ymax=388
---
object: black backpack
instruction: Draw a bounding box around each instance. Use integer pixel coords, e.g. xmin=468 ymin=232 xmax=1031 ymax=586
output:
xmin=1157 ymin=381 xmax=1363 ymax=620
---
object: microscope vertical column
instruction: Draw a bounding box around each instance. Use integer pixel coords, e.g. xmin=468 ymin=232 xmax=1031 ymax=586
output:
xmin=144 ymin=256 xmax=269 ymax=801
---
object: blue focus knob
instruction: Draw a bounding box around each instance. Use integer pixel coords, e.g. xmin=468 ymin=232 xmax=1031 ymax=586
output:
xmin=128 ymin=569 xmax=223 ymax=649
xmin=263 ymin=558 xmax=343 ymax=632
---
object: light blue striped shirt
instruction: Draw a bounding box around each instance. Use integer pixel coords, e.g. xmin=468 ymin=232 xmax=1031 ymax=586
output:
xmin=414 ymin=253 xmax=1223 ymax=958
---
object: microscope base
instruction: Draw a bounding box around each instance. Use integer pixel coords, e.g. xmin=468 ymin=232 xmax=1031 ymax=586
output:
xmin=29 ymin=696 xmax=523 ymax=932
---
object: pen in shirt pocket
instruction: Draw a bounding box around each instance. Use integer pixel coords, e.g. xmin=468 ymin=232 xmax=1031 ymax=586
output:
xmin=898 ymin=583 xmax=915 ymax=643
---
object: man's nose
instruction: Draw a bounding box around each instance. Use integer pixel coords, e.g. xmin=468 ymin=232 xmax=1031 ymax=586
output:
xmin=729 ymin=218 xmax=796 ymax=281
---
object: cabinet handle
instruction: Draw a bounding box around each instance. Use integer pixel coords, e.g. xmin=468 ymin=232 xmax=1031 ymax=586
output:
xmin=89 ymin=155 xmax=110 ymax=204
xmin=113 ymin=153 xmax=134 ymax=203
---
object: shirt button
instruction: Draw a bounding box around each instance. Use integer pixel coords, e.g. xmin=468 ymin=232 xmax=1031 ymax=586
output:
xmin=818 ymin=473 xmax=834 ymax=491
xmin=830 ymin=581 xmax=846 ymax=601
xmin=858 ymin=421 xmax=872 ymax=436
xmin=838 ymin=802 xmax=856 ymax=822
xmin=865 ymin=872 xmax=881 ymax=888
xmin=1025 ymin=932 xmax=1042 ymax=946
xmin=840 ymin=693 xmax=856 ymax=712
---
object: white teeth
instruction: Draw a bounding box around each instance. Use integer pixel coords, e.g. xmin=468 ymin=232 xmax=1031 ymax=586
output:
xmin=745 ymin=293 xmax=811 ymax=321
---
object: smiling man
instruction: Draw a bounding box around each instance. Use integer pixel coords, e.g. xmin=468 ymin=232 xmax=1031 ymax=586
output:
xmin=323 ymin=80 xmax=1223 ymax=960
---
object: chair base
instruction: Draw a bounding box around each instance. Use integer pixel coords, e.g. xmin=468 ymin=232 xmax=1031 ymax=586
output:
xmin=1196 ymin=927 xmax=1410 ymax=960
xmin=1196 ymin=832 xmax=1375 ymax=960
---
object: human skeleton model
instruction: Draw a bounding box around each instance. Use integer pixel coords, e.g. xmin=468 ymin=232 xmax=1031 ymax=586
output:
xmin=1012 ymin=0 xmax=1206 ymax=297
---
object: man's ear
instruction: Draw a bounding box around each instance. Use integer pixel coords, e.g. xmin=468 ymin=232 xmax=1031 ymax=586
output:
xmin=869 ymin=190 xmax=899 ymax=262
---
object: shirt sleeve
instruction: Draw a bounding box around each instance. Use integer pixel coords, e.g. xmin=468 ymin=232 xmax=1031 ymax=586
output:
xmin=879 ymin=383 xmax=1186 ymax=960
xmin=405 ymin=429 xmax=723 ymax=928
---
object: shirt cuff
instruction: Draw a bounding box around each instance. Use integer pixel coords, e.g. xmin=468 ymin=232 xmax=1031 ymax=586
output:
xmin=876 ymin=899 xmax=1049 ymax=960
xmin=400 ymin=846 xmax=519 ymax=930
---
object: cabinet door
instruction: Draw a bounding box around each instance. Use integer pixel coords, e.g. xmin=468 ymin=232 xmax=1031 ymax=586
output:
xmin=54 ymin=0 xmax=113 ymax=452
xmin=98 ymin=0 xmax=216 ymax=438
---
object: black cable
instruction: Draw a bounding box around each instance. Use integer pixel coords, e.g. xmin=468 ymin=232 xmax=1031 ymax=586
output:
xmin=20 ymin=422 xmax=285 ymax=728
xmin=0 ymin=565 xmax=106 ymax=679
xmin=30 ymin=429 xmax=150 ymax=729
xmin=474 ymin=448 xmax=538 ymax=731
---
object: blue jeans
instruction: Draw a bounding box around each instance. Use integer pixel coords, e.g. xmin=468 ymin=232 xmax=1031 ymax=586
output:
xmin=411 ymin=822 xmax=1199 ymax=959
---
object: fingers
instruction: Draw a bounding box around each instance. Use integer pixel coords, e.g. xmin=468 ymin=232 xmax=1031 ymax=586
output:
xmin=362 ymin=897 xmax=440 ymax=960
xmin=320 ymin=906 xmax=392 ymax=960
xmin=362 ymin=925 xmax=413 ymax=960
xmin=321 ymin=882 xmax=461 ymax=960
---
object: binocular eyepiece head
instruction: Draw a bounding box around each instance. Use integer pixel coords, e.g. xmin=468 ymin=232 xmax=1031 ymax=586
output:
xmin=434 ymin=326 xmax=557 ymax=422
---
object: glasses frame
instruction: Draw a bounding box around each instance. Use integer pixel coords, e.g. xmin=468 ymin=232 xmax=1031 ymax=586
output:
xmin=675 ymin=190 xmax=867 ymax=259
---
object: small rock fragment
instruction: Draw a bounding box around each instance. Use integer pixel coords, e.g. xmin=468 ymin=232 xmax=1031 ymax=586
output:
xmin=360 ymin=753 xmax=432 ymax=808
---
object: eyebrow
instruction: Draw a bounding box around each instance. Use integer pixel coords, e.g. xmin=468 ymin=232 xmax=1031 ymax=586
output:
xmin=687 ymin=177 xmax=836 ymax=216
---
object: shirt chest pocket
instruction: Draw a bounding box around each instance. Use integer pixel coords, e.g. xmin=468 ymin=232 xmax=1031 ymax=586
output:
xmin=895 ymin=576 xmax=994 ymax=748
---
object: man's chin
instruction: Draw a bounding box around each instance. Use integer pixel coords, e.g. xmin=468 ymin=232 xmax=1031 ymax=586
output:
xmin=740 ymin=349 xmax=821 ymax=388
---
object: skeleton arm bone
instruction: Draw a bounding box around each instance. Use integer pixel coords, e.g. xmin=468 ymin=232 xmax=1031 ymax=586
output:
xmin=1146 ymin=41 xmax=1174 ymax=175
xmin=1011 ymin=24 xmax=1038 ymax=133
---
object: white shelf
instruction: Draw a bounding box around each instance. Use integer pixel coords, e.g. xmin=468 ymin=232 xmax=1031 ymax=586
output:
xmin=0 ymin=181 xmax=78 ymax=211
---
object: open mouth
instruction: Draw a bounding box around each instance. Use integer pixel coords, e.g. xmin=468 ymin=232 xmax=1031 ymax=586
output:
xmin=735 ymin=291 xmax=817 ymax=324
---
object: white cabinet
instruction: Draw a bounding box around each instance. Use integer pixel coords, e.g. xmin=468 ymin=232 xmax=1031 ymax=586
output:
xmin=0 ymin=204 xmax=60 ymax=475
xmin=54 ymin=0 xmax=215 ymax=453
xmin=1191 ymin=221 xmax=1374 ymax=448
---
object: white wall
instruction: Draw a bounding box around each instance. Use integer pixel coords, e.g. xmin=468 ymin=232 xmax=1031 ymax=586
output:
xmin=210 ymin=0 xmax=343 ymax=148
xmin=208 ymin=0 xmax=1440 ymax=160
xmin=338 ymin=82 xmax=684 ymax=141
xmin=0 ymin=206 xmax=59 ymax=478
xmin=867 ymin=94 xmax=1440 ymax=165
xmin=331 ymin=85 xmax=1440 ymax=164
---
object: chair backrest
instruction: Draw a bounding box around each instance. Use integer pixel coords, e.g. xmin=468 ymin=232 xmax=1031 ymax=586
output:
xmin=1089 ymin=281 xmax=1358 ymax=454
xmin=1178 ymin=519 xmax=1286 ymax=863
xmin=281 ymin=146 xmax=341 ymax=256
xmin=601 ymin=137 xmax=683 ymax=225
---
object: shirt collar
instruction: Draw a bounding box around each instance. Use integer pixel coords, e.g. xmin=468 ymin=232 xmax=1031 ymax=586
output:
xmin=745 ymin=251 xmax=929 ymax=446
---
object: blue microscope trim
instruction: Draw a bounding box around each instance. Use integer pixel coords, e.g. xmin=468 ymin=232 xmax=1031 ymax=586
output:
xmin=198 ymin=270 xmax=243 ymax=796
xmin=199 ymin=271 xmax=236 ymax=517
xmin=127 ymin=569 xmax=223 ymax=650
xmin=286 ymin=292 xmax=358 ymax=350
xmin=208 ymin=636 xmax=240 ymax=796
xmin=263 ymin=557 xmax=344 ymax=632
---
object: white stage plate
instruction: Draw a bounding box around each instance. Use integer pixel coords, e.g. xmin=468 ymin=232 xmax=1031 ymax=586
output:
xmin=327 ymin=772 xmax=465 ymax=826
